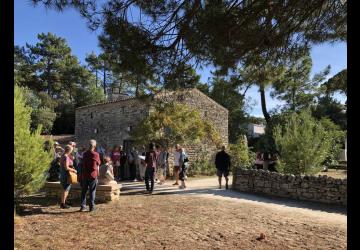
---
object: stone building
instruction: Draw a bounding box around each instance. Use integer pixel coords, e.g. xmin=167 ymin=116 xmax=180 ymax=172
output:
xmin=75 ymin=88 xmax=228 ymax=175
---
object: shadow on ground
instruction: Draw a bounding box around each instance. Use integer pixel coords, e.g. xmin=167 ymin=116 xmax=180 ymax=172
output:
xmin=120 ymin=182 xmax=347 ymax=215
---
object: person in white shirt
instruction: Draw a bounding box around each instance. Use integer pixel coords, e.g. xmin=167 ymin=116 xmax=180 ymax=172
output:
xmin=173 ymin=144 xmax=181 ymax=185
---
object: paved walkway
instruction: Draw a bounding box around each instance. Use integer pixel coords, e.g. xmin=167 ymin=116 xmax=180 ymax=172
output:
xmin=120 ymin=176 xmax=346 ymax=225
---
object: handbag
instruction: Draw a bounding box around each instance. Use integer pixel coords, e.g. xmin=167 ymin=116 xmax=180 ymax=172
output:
xmin=67 ymin=171 xmax=78 ymax=184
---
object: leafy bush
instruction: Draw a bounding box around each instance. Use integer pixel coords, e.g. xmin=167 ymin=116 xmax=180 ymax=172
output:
xmin=229 ymin=136 xmax=255 ymax=172
xmin=274 ymin=110 xmax=332 ymax=175
xmin=319 ymin=118 xmax=346 ymax=166
xmin=131 ymin=101 xmax=222 ymax=148
xmin=187 ymin=145 xmax=216 ymax=176
xmin=14 ymin=85 xmax=53 ymax=201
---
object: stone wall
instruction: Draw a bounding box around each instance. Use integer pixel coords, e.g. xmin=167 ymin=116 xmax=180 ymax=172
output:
xmin=44 ymin=182 xmax=121 ymax=202
xmin=75 ymin=98 xmax=150 ymax=148
xmin=155 ymin=88 xmax=228 ymax=170
xmin=233 ymin=169 xmax=347 ymax=206
xmin=75 ymin=88 xmax=229 ymax=173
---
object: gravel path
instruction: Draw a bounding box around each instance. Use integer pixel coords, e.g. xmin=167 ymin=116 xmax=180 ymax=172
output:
xmin=15 ymin=176 xmax=346 ymax=249
xmin=121 ymin=176 xmax=346 ymax=226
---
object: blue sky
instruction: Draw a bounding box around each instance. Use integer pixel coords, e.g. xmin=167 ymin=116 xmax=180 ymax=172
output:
xmin=15 ymin=0 xmax=347 ymax=117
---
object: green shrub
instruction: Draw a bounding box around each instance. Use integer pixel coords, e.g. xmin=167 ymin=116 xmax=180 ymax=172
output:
xmin=319 ymin=118 xmax=346 ymax=167
xmin=229 ymin=136 xmax=255 ymax=172
xmin=274 ymin=110 xmax=332 ymax=175
xmin=187 ymin=145 xmax=216 ymax=176
xmin=14 ymin=85 xmax=52 ymax=201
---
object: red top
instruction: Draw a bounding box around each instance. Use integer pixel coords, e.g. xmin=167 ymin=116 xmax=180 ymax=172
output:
xmin=145 ymin=150 xmax=157 ymax=168
xmin=111 ymin=151 xmax=121 ymax=163
xmin=82 ymin=150 xmax=101 ymax=180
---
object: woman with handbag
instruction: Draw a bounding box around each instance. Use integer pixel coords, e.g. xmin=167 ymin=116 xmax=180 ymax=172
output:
xmin=59 ymin=145 xmax=77 ymax=209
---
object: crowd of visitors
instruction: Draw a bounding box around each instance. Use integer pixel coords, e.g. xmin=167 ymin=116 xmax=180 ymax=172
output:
xmin=47 ymin=138 xmax=234 ymax=211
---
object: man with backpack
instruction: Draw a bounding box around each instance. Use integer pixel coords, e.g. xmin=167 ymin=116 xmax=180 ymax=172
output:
xmin=215 ymin=145 xmax=231 ymax=189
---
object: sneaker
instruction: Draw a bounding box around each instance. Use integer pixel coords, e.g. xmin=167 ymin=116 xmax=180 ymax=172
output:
xmin=79 ymin=206 xmax=87 ymax=212
xmin=89 ymin=207 xmax=96 ymax=212
xmin=60 ymin=203 xmax=71 ymax=209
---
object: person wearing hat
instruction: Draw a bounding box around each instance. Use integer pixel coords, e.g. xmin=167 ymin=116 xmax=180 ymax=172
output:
xmin=53 ymin=142 xmax=64 ymax=160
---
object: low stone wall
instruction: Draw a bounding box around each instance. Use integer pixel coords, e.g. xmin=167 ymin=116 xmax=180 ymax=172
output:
xmin=233 ymin=169 xmax=347 ymax=206
xmin=44 ymin=182 xmax=121 ymax=202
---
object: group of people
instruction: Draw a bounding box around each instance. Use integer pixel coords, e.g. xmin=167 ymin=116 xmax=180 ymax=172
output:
xmin=48 ymin=139 xmax=195 ymax=210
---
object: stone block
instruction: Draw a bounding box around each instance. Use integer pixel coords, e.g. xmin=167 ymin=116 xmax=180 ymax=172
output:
xmin=43 ymin=181 xmax=121 ymax=202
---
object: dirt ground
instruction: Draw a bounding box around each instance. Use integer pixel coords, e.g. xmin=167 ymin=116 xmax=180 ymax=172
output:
xmin=15 ymin=177 xmax=346 ymax=250
xmin=316 ymin=169 xmax=347 ymax=179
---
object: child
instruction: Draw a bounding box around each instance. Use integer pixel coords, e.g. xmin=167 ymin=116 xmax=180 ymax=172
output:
xmin=98 ymin=156 xmax=116 ymax=185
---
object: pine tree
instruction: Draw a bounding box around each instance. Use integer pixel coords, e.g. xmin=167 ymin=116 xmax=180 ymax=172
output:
xmin=14 ymin=85 xmax=52 ymax=200
xmin=274 ymin=111 xmax=332 ymax=175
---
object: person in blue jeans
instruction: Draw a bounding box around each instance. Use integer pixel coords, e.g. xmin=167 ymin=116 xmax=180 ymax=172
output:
xmin=144 ymin=142 xmax=157 ymax=194
xmin=80 ymin=139 xmax=101 ymax=212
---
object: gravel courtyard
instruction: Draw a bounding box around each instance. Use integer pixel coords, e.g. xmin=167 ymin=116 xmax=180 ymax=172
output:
xmin=15 ymin=177 xmax=346 ymax=250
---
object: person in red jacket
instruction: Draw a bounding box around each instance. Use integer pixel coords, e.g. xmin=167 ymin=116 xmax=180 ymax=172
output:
xmin=80 ymin=139 xmax=101 ymax=212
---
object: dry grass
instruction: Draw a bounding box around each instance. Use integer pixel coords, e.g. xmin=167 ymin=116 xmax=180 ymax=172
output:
xmin=15 ymin=193 xmax=346 ymax=250
xmin=316 ymin=169 xmax=347 ymax=179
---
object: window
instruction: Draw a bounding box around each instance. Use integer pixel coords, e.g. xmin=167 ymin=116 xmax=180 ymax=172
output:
xmin=94 ymin=128 xmax=98 ymax=134
xmin=90 ymin=112 xmax=93 ymax=118
xmin=127 ymin=126 xmax=132 ymax=132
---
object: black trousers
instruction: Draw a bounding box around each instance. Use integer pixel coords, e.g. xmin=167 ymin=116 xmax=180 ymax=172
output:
xmin=145 ymin=168 xmax=155 ymax=191
xmin=119 ymin=165 xmax=125 ymax=180
xmin=179 ymin=165 xmax=188 ymax=181
xmin=129 ymin=163 xmax=136 ymax=180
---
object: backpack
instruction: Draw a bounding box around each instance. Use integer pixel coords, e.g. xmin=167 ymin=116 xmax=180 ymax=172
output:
xmin=182 ymin=153 xmax=189 ymax=166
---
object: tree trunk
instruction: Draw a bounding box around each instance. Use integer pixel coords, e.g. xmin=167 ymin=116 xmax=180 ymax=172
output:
xmin=259 ymin=83 xmax=271 ymax=124
xmin=95 ymin=70 xmax=98 ymax=88
xmin=135 ymin=77 xmax=140 ymax=97
xmin=135 ymin=83 xmax=139 ymax=97
xmin=103 ymin=67 xmax=106 ymax=95
xmin=291 ymin=87 xmax=296 ymax=111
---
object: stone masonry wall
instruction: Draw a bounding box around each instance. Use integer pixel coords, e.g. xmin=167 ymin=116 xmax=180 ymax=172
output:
xmin=75 ymin=88 xmax=229 ymax=174
xmin=44 ymin=182 xmax=121 ymax=202
xmin=156 ymin=88 xmax=229 ymax=170
xmin=75 ymin=98 xmax=150 ymax=148
xmin=233 ymin=169 xmax=347 ymax=206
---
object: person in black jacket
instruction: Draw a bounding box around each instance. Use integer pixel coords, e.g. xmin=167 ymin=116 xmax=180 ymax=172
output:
xmin=215 ymin=145 xmax=231 ymax=189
